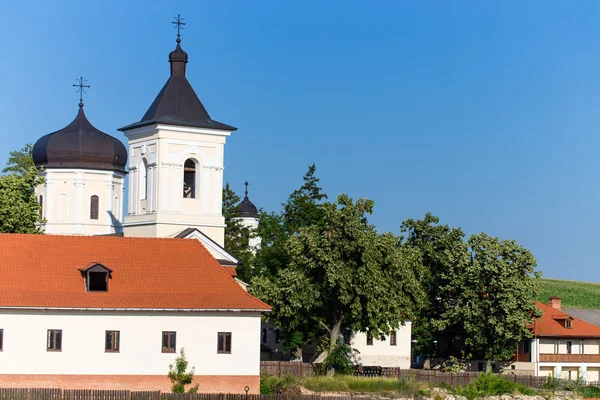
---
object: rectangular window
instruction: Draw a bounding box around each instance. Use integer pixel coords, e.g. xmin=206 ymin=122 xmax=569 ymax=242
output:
xmin=566 ymin=319 xmax=572 ymax=328
xmin=275 ymin=329 xmax=281 ymax=344
xmin=366 ymin=333 xmax=373 ymax=346
xmin=218 ymin=332 xmax=232 ymax=354
xmin=105 ymin=331 xmax=120 ymax=352
xmin=47 ymin=329 xmax=62 ymax=351
xmin=390 ymin=331 xmax=397 ymax=346
xmin=162 ymin=331 xmax=176 ymax=353
xmin=0 ymin=329 xmax=3 ymax=351
xmin=567 ymin=341 xmax=573 ymax=354
xmin=261 ymin=328 xmax=267 ymax=344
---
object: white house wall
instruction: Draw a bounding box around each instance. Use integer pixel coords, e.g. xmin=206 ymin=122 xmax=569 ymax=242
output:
xmin=0 ymin=309 xmax=261 ymax=376
xmin=350 ymin=322 xmax=412 ymax=368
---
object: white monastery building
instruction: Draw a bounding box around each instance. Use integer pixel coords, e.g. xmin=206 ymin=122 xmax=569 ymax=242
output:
xmin=1 ymin=19 xmax=271 ymax=393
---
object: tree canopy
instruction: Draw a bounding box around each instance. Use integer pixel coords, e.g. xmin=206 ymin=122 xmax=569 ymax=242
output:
xmin=0 ymin=144 xmax=44 ymax=234
xmin=402 ymin=213 xmax=541 ymax=367
xmin=3 ymin=143 xmax=35 ymax=176
xmin=252 ymin=194 xmax=425 ymax=367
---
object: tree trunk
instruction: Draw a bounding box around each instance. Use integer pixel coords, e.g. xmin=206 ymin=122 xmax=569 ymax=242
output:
xmin=485 ymin=359 xmax=492 ymax=373
xmin=326 ymin=319 xmax=343 ymax=377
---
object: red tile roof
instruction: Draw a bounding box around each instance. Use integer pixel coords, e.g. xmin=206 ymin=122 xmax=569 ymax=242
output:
xmin=532 ymin=302 xmax=600 ymax=338
xmin=0 ymin=234 xmax=270 ymax=311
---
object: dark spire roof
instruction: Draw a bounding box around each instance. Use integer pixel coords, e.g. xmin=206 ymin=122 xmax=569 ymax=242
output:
xmin=33 ymin=104 xmax=128 ymax=173
xmin=236 ymin=181 xmax=259 ymax=218
xmin=119 ymin=38 xmax=236 ymax=132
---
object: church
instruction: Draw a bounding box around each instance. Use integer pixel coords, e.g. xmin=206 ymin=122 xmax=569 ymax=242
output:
xmin=0 ymin=19 xmax=267 ymax=393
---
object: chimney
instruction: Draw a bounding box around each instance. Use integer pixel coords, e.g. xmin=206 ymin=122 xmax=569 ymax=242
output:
xmin=549 ymin=296 xmax=562 ymax=310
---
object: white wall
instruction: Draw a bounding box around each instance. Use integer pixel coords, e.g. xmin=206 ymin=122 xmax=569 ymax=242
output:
xmin=124 ymin=124 xmax=232 ymax=246
xmin=36 ymin=169 xmax=125 ymax=236
xmin=350 ymin=322 xmax=412 ymax=368
xmin=0 ymin=309 xmax=261 ymax=376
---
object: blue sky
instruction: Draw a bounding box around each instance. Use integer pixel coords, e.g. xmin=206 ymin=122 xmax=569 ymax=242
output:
xmin=1 ymin=1 xmax=598 ymax=280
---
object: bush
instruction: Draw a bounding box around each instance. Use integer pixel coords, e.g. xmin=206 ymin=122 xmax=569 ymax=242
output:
xmin=455 ymin=373 xmax=535 ymax=400
xmin=259 ymin=375 xmax=300 ymax=394
xmin=322 ymin=342 xmax=357 ymax=375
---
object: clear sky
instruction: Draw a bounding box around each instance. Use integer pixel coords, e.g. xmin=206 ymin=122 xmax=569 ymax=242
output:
xmin=0 ymin=1 xmax=598 ymax=281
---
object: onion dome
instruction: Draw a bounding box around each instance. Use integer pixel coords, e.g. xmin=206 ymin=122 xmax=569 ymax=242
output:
xmin=33 ymin=104 xmax=128 ymax=173
xmin=236 ymin=182 xmax=259 ymax=218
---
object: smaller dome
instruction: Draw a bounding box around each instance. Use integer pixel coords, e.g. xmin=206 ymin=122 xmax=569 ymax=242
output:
xmin=33 ymin=105 xmax=128 ymax=173
xmin=236 ymin=198 xmax=258 ymax=218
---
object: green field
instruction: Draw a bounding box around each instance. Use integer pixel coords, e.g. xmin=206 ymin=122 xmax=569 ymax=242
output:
xmin=537 ymin=278 xmax=600 ymax=309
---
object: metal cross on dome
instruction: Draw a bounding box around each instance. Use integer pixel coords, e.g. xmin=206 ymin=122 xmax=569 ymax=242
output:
xmin=73 ymin=77 xmax=90 ymax=107
xmin=173 ymin=14 xmax=185 ymax=43
xmin=244 ymin=181 xmax=249 ymax=199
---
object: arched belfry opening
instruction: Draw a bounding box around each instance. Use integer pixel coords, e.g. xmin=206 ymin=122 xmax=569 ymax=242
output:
xmin=183 ymin=159 xmax=197 ymax=198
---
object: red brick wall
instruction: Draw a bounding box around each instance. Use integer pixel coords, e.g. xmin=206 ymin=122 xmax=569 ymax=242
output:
xmin=0 ymin=375 xmax=260 ymax=394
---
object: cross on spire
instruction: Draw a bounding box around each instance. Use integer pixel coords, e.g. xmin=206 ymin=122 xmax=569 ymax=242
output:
xmin=244 ymin=181 xmax=249 ymax=199
xmin=173 ymin=14 xmax=185 ymax=43
xmin=73 ymin=77 xmax=90 ymax=107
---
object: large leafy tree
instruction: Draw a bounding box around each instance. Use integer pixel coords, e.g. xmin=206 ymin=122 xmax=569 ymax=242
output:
xmin=252 ymin=195 xmax=424 ymax=369
xmin=402 ymin=214 xmax=541 ymax=369
xmin=222 ymin=183 xmax=253 ymax=279
xmin=436 ymin=233 xmax=541 ymax=366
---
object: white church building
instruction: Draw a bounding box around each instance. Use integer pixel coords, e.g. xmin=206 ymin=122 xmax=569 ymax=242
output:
xmin=0 ymin=23 xmax=269 ymax=393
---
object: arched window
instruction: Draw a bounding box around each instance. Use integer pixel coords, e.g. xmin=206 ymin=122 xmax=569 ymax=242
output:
xmin=38 ymin=195 xmax=43 ymax=218
xmin=183 ymin=159 xmax=196 ymax=198
xmin=139 ymin=159 xmax=148 ymax=201
xmin=90 ymin=195 xmax=99 ymax=220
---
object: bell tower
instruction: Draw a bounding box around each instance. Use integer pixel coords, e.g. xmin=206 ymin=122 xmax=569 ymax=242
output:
xmin=119 ymin=16 xmax=236 ymax=246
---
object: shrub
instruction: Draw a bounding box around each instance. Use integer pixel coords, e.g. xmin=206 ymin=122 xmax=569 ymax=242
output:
xmin=167 ymin=348 xmax=198 ymax=393
xmin=455 ymin=373 xmax=535 ymax=400
xmin=322 ymin=341 xmax=357 ymax=375
xmin=259 ymin=375 xmax=300 ymax=394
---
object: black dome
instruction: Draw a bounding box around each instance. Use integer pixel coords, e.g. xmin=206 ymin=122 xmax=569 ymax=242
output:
xmin=33 ymin=106 xmax=128 ymax=173
xmin=236 ymin=198 xmax=258 ymax=218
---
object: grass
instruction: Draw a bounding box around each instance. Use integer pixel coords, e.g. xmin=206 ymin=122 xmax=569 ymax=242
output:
xmin=260 ymin=374 xmax=421 ymax=394
xmin=537 ymin=278 xmax=600 ymax=309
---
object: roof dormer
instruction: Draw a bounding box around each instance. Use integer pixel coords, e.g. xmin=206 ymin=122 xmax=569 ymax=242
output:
xmin=79 ymin=263 xmax=112 ymax=292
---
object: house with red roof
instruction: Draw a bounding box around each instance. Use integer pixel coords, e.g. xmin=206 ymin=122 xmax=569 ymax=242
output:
xmin=512 ymin=297 xmax=600 ymax=382
xmin=0 ymin=234 xmax=270 ymax=392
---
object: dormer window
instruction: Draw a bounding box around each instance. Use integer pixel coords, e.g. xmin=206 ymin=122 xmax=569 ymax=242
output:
xmin=80 ymin=263 xmax=112 ymax=292
xmin=566 ymin=319 xmax=572 ymax=328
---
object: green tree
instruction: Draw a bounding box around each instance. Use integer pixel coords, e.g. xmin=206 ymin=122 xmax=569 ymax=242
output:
xmin=0 ymin=150 xmax=44 ymax=233
xmin=436 ymin=233 xmax=541 ymax=368
xmin=168 ymin=348 xmax=198 ymax=393
xmin=400 ymin=213 xmax=468 ymax=361
xmin=2 ymin=143 xmax=35 ymax=176
xmin=250 ymin=165 xmax=329 ymax=359
xmin=222 ymin=183 xmax=253 ymax=279
xmin=252 ymin=195 xmax=424 ymax=373
xmin=402 ymin=214 xmax=541 ymax=370
xmin=283 ymin=163 xmax=327 ymax=234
